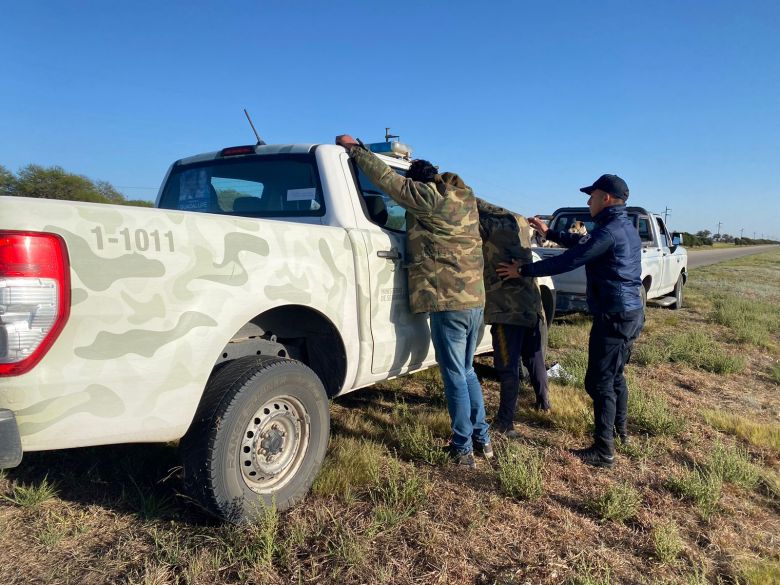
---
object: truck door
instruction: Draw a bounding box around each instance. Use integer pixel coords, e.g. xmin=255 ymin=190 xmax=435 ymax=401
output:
xmin=637 ymin=215 xmax=662 ymax=296
xmin=351 ymin=164 xmax=435 ymax=375
xmin=655 ymin=216 xmax=677 ymax=294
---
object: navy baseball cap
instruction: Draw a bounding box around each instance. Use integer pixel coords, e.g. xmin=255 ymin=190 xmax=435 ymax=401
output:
xmin=580 ymin=174 xmax=629 ymax=201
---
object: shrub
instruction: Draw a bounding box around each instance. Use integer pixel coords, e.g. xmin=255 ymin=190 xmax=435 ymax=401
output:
xmin=667 ymin=331 xmax=746 ymax=374
xmin=496 ymin=444 xmax=544 ymax=501
xmin=665 ymin=466 xmax=722 ymax=519
xmin=707 ymin=441 xmax=760 ymax=490
xmin=628 ymin=388 xmax=685 ymax=436
xmin=652 ymin=520 xmax=684 ymax=564
xmin=586 ymin=482 xmax=642 ymax=522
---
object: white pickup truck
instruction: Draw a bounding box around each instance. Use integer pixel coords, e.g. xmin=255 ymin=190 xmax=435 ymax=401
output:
xmin=533 ymin=206 xmax=687 ymax=312
xmin=0 ymin=141 xmax=555 ymax=521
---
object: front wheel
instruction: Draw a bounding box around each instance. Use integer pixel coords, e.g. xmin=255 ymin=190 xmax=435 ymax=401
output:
xmin=180 ymin=356 xmax=330 ymax=523
xmin=671 ymin=274 xmax=684 ymax=310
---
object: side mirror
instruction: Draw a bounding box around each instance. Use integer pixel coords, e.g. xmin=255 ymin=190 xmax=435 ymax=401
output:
xmin=671 ymin=232 xmax=683 ymax=246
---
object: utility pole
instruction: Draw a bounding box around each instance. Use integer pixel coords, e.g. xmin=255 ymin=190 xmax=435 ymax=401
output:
xmin=663 ymin=206 xmax=671 ymax=225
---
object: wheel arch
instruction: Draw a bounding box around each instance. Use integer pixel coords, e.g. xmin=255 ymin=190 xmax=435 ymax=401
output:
xmin=211 ymin=304 xmax=347 ymax=398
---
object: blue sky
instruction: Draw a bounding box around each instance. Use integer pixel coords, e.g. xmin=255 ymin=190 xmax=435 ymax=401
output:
xmin=2 ymin=1 xmax=779 ymax=239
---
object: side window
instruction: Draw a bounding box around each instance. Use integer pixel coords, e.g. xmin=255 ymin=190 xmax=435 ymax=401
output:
xmin=637 ymin=217 xmax=654 ymax=245
xmin=354 ymin=166 xmax=407 ymax=232
xmin=655 ymin=217 xmax=671 ymax=248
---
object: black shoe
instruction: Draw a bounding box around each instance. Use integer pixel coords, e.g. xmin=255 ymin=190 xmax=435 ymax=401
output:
xmin=614 ymin=427 xmax=629 ymax=445
xmin=571 ymin=446 xmax=614 ymax=468
xmin=535 ymin=399 xmax=551 ymax=413
xmin=474 ymin=440 xmax=494 ymax=460
xmin=492 ymin=424 xmax=520 ymax=439
xmin=446 ymin=446 xmax=477 ymax=469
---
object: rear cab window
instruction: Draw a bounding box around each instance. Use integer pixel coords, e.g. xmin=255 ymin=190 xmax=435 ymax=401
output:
xmin=158 ymin=154 xmax=325 ymax=218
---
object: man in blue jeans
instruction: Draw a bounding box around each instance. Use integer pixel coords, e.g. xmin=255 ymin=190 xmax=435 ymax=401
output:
xmin=498 ymin=174 xmax=644 ymax=468
xmin=336 ymin=134 xmax=490 ymax=469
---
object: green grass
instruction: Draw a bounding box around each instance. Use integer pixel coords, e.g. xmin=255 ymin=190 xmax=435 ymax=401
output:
xmin=558 ymin=349 xmax=590 ymax=387
xmin=312 ymin=436 xmax=383 ymax=499
xmin=520 ymin=383 xmax=592 ymax=435
xmin=1 ymin=475 xmax=58 ymax=507
xmin=739 ymin=559 xmax=780 ymax=585
xmin=585 ymin=482 xmax=642 ymax=522
xmin=634 ymin=330 xmax=745 ymax=373
xmin=703 ymin=409 xmax=780 ymax=454
xmin=628 ymin=387 xmax=685 ymax=436
xmin=568 ymin=561 xmax=612 ymax=585
xmin=665 ymin=466 xmax=722 ymax=519
xmin=616 ymin=435 xmax=665 ymax=461
xmin=369 ymin=458 xmax=430 ymax=517
xmin=652 ymin=520 xmax=684 ymax=564
xmin=496 ymin=443 xmax=544 ymax=501
xmin=770 ymin=363 xmax=780 ymax=385
xmin=391 ymin=402 xmax=450 ymax=465
xmin=707 ymin=441 xmax=760 ymax=490
xmin=711 ymin=295 xmax=780 ymax=348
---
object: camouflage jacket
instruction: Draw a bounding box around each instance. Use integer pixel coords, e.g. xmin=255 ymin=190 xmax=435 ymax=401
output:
xmin=477 ymin=198 xmax=544 ymax=327
xmin=351 ymin=146 xmax=485 ymax=314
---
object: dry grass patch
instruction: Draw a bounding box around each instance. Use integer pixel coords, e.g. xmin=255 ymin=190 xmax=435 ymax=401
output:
xmin=520 ymin=382 xmax=592 ymax=435
xmin=738 ymin=558 xmax=780 ymax=585
xmin=703 ymin=409 xmax=780 ymax=453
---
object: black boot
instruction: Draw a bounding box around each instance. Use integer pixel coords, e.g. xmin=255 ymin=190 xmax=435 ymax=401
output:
xmin=571 ymin=445 xmax=614 ymax=468
xmin=614 ymin=426 xmax=629 ymax=445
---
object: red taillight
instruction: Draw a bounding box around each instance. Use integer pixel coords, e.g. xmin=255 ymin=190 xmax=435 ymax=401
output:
xmin=219 ymin=145 xmax=256 ymax=157
xmin=0 ymin=231 xmax=70 ymax=376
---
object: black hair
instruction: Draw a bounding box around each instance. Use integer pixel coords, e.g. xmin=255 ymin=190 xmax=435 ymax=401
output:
xmin=406 ymin=159 xmax=438 ymax=183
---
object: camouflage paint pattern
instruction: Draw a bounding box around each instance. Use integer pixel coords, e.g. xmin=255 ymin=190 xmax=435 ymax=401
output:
xmin=477 ymin=198 xmax=545 ymax=328
xmin=0 ymin=196 xmax=358 ymax=451
xmin=350 ymin=146 xmax=485 ymax=314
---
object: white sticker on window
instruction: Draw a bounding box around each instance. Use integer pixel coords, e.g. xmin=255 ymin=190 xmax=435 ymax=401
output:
xmin=287 ymin=188 xmax=316 ymax=201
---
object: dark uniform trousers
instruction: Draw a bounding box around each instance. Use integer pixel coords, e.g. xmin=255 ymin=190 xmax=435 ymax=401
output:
xmin=585 ymin=309 xmax=645 ymax=456
xmin=491 ymin=318 xmax=549 ymax=430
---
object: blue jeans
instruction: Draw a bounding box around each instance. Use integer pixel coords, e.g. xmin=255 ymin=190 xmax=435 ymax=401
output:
xmin=429 ymin=307 xmax=490 ymax=454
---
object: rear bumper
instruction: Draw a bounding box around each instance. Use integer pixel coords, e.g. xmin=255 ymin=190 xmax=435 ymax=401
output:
xmin=0 ymin=409 xmax=23 ymax=468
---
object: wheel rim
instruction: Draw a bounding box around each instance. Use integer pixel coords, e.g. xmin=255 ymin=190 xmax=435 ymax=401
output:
xmin=240 ymin=395 xmax=310 ymax=493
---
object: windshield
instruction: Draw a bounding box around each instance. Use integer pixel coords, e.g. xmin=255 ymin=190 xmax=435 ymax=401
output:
xmin=158 ymin=154 xmax=324 ymax=217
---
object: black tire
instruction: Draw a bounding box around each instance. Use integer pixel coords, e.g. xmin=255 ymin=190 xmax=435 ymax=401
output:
xmin=180 ymin=356 xmax=329 ymax=523
xmin=670 ymin=274 xmax=684 ymax=310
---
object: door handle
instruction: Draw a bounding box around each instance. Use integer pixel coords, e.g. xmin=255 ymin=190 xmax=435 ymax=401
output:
xmin=377 ymin=250 xmax=401 ymax=260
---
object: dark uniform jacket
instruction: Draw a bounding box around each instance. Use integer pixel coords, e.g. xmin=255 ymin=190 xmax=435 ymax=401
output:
xmin=477 ymin=199 xmax=544 ymax=328
xmin=350 ymin=146 xmax=485 ymax=314
xmin=522 ymin=205 xmax=642 ymax=314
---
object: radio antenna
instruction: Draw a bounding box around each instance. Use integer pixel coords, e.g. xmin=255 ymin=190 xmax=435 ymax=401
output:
xmin=244 ymin=109 xmax=266 ymax=145
xmin=385 ymin=127 xmax=399 ymax=142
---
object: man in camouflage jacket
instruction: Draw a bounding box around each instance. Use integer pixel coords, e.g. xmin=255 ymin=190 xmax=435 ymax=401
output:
xmin=478 ymin=199 xmax=550 ymax=436
xmin=336 ymin=135 xmax=490 ymax=468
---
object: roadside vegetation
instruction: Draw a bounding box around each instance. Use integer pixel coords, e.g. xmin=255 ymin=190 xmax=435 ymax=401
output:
xmin=1 ymin=251 xmax=779 ymax=584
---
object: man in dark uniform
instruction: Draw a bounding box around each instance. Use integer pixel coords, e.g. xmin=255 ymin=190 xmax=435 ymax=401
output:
xmin=497 ymin=174 xmax=644 ymax=468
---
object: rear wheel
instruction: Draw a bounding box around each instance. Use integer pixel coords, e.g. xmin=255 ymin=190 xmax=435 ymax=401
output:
xmin=670 ymin=274 xmax=684 ymax=310
xmin=640 ymin=284 xmax=648 ymax=312
xmin=180 ymin=356 xmax=329 ymax=523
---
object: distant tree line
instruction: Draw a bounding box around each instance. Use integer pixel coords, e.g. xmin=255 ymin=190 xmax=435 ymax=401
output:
xmin=0 ymin=164 xmax=153 ymax=207
xmin=681 ymin=229 xmax=777 ymax=247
